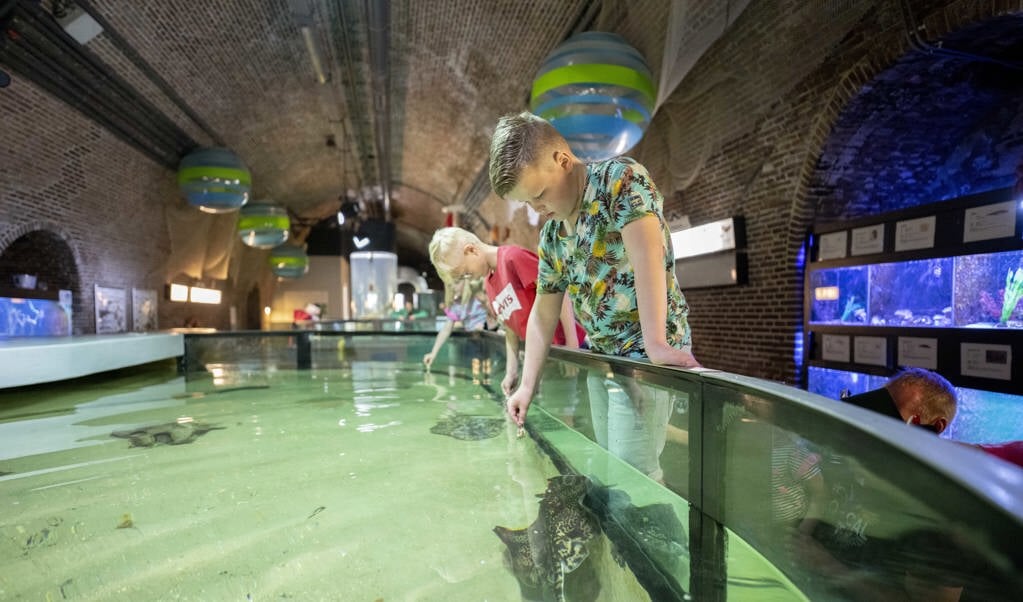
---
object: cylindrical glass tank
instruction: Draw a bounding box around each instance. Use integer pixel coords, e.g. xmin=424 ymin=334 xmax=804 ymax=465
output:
xmin=268 ymin=244 xmax=309 ymax=279
xmin=178 ymin=147 xmax=252 ymax=213
xmin=350 ymin=251 xmax=397 ymax=319
xmin=530 ymin=32 xmax=656 ymax=162
xmin=238 ymin=203 xmax=290 ymax=249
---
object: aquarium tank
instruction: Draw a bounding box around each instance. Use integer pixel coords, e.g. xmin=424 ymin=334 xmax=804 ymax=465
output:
xmin=810 ymin=251 xmax=1023 ymax=330
xmin=869 ymin=257 xmax=954 ymax=327
xmin=808 ymin=366 xmax=1023 ymax=442
xmin=349 ymin=251 xmax=398 ymax=319
xmin=809 ymin=265 xmax=868 ymax=324
xmin=955 ymin=250 xmax=1023 ymax=329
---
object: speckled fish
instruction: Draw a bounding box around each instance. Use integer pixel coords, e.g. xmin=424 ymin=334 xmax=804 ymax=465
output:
xmin=110 ymin=421 xmax=224 ymax=447
xmin=429 ymin=413 xmax=504 ymax=441
xmin=494 ymin=474 xmax=599 ymax=601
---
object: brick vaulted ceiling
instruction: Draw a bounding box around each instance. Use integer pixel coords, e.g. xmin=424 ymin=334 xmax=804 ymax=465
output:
xmin=2 ymin=0 xmax=607 ymax=269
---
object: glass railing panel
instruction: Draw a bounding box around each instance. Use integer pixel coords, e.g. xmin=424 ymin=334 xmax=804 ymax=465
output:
xmin=182 ymin=331 xmax=297 ymax=373
xmin=701 ymin=373 xmax=1023 ymax=601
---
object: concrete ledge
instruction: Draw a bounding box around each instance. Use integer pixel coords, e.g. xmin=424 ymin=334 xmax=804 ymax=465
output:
xmin=0 ymin=333 xmax=183 ymax=388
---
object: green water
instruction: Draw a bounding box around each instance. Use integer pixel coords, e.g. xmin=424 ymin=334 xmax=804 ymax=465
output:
xmin=0 ymin=356 xmax=658 ymax=601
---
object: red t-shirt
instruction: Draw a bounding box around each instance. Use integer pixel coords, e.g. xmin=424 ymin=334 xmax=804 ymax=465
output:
xmin=485 ymin=246 xmax=585 ymax=346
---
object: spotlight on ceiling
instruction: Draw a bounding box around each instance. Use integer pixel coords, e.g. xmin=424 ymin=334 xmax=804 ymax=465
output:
xmin=337 ymin=199 xmax=361 ymax=226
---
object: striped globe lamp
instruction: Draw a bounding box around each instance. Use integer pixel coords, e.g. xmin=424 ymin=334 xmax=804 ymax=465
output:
xmin=268 ymin=244 xmax=309 ymax=279
xmin=530 ymin=32 xmax=655 ymax=162
xmin=178 ymin=147 xmax=252 ymax=213
xmin=238 ymin=202 xmax=290 ymax=249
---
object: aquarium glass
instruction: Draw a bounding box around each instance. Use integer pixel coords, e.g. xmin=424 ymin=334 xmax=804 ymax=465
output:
xmin=349 ymin=251 xmax=397 ymax=319
xmin=808 ymin=266 xmax=868 ymax=324
xmin=806 ymin=366 xmax=886 ymax=400
xmin=868 ymin=257 xmax=954 ymax=327
xmin=954 ymin=250 xmax=1023 ymax=329
xmin=807 ymin=366 xmax=1023 ymax=442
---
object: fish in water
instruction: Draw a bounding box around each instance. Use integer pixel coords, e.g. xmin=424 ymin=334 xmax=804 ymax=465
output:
xmin=110 ymin=421 xmax=224 ymax=447
xmin=430 ymin=413 xmax=504 ymax=441
xmin=494 ymin=474 xmax=599 ymax=601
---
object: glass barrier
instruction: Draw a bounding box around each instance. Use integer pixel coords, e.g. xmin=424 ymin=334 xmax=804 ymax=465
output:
xmin=179 ymin=332 xmax=1023 ymax=601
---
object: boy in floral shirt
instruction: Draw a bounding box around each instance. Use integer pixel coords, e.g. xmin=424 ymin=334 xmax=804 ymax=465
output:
xmin=489 ymin=111 xmax=700 ymax=427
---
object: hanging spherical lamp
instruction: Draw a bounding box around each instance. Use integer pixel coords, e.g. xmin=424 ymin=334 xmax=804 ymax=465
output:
xmin=268 ymin=244 xmax=309 ymax=279
xmin=238 ymin=202 xmax=290 ymax=249
xmin=177 ymin=147 xmax=252 ymax=213
xmin=530 ymin=32 xmax=656 ymax=162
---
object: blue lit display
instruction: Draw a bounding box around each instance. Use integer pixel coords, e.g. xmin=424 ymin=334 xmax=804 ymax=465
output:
xmin=0 ymin=297 xmax=71 ymax=337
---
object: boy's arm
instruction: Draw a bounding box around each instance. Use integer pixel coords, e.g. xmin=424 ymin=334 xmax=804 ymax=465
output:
xmin=557 ymin=293 xmax=580 ymax=348
xmin=621 ymin=215 xmax=700 ymax=368
xmin=506 ymin=291 xmax=563 ymax=425
xmin=423 ymin=319 xmax=455 ymax=368
xmin=502 ymin=328 xmax=520 ymax=396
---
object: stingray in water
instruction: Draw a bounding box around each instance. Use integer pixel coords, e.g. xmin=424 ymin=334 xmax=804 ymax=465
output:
xmin=494 ymin=474 xmax=600 ymax=601
xmin=110 ymin=420 xmax=224 ymax=447
xmin=430 ymin=413 xmax=504 ymax=441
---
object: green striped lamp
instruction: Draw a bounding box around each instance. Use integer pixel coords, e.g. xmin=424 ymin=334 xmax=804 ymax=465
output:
xmin=269 ymin=244 xmax=309 ymax=279
xmin=178 ymin=147 xmax=251 ymax=213
xmin=530 ymin=32 xmax=655 ymax=161
xmin=238 ymin=202 xmax=290 ymax=249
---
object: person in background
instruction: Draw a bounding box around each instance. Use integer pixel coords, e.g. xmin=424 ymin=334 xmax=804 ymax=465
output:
xmin=428 ymin=226 xmax=585 ymax=394
xmin=390 ymin=298 xmax=427 ymax=322
xmin=422 ymin=277 xmax=491 ymax=372
xmin=839 ymin=367 xmax=957 ymax=433
xmin=488 ymin=111 xmax=701 ymax=427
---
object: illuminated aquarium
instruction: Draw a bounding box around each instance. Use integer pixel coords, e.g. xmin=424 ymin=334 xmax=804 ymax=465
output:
xmin=806 ymin=366 xmax=886 ymax=400
xmin=868 ymin=257 xmax=954 ymax=327
xmin=350 ymin=251 xmax=397 ymax=319
xmin=0 ymin=296 xmax=71 ymax=337
xmin=954 ymin=250 xmax=1023 ymax=329
xmin=809 ymin=366 xmax=1023 ymax=442
xmin=809 ymin=266 xmax=868 ymax=324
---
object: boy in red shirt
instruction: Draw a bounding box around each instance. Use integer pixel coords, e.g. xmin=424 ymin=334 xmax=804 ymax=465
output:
xmin=428 ymin=227 xmax=586 ymax=394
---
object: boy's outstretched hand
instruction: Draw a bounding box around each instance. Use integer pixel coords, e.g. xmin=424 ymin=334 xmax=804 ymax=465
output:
xmin=505 ymin=387 xmax=532 ymax=427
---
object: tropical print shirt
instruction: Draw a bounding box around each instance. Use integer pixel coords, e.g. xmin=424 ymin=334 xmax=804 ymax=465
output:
xmin=536 ymin=157 xmax=691 ymax=357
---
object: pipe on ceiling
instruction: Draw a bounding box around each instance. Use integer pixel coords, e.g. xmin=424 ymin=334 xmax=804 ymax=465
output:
xmin=364 ymin=0 xmax=391 ymax=219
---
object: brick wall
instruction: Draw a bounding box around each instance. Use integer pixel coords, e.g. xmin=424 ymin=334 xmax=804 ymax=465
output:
xmin=2 ymin=0 xmax=1021 ymax=374
xmin=630 ymin=0 xmax=1023 ymax=384
xmin=0 ymin=78 xmax=229 ymax=333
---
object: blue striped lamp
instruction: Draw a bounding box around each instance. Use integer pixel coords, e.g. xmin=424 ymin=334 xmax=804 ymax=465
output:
xmin=268 ymin=244 xmax=309 ymax=279
xmin=238 ymin=202 xmax=290 ymax=249
xmin=531 ymin=32 xmax=655 ymax=161
xmin=178 ymin=147 xmax=251 ymax=213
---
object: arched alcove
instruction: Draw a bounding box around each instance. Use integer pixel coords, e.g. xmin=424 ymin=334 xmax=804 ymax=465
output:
xmin=0 ymin=228 xmax=82 ymax=335
xmin=810 ymin=14 xmax=1023 ymax=220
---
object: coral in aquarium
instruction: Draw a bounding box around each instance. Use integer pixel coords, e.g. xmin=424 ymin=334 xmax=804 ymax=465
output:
xmin=840 ymin=295 xmax=864 ymax=322
xmin=1000 ymin=267 xmax=1023 ymax=326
